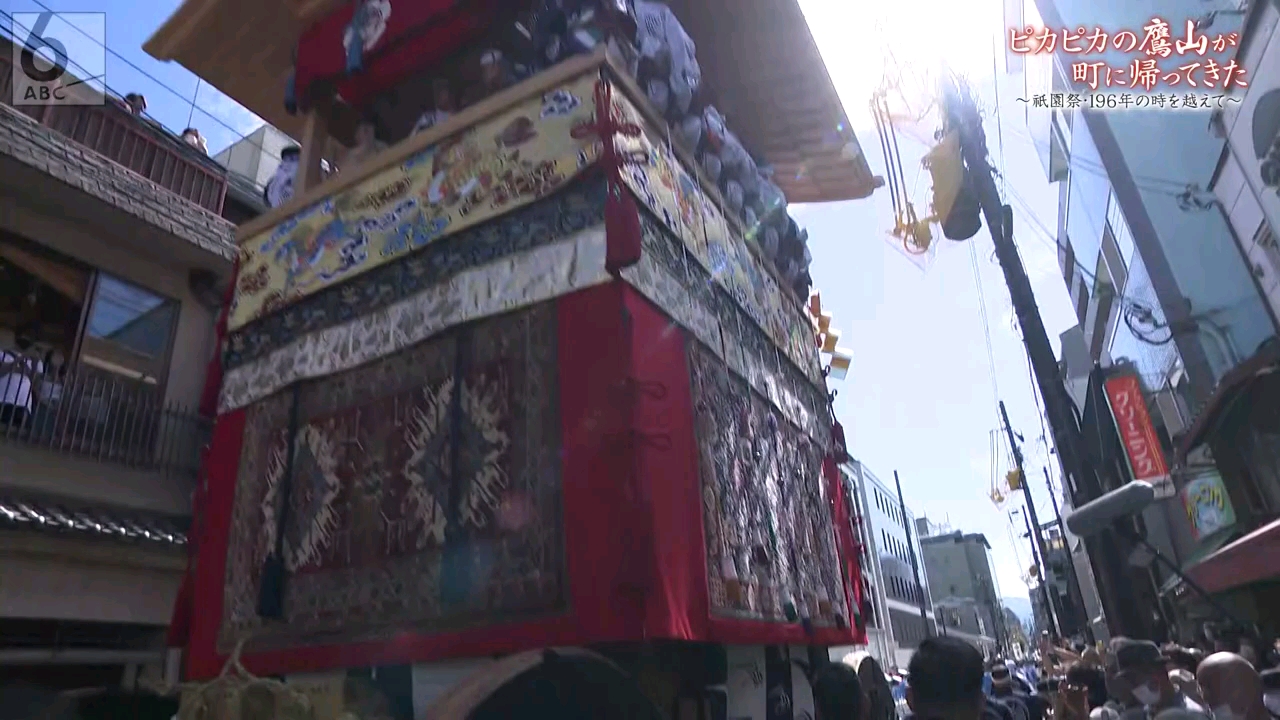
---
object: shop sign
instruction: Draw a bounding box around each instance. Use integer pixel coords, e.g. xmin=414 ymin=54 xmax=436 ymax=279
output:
xmin=1104 ymin=374 xmax=1173 ymax=498
xmin=1180 ymin=471 xmax=1237 ymax=541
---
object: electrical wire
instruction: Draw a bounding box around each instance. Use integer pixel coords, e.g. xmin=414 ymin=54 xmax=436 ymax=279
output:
xmin=896 ymin=100 xmax=1220 ymax=205
xmin=998 ymin=121 xmax=1220 ymax=203
xmin=6 ymin=4 xmax=284 ymax=168
xmin=970 ymin=238 xmax=1003 ymax=417
xmin=990 ymin=40 xmax=1008 ymax=196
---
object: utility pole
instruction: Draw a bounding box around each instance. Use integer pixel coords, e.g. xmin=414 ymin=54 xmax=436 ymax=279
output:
xmin=1017 ymin=506 xmax=1059 ymax=638
xmin=1043 ymin=467 xmax=1090 ymax=639
xmin=1000 ymin=401 xmax=1061 ymax=639
xmin=942 ymin=75 xmax=1140 ymax=639
xmin=895 ymin=471 xmax=933 ymax=638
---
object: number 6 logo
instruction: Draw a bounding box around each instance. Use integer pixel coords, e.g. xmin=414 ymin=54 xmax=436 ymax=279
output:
xmin=20 ymin=12 xmax=68 ymax=84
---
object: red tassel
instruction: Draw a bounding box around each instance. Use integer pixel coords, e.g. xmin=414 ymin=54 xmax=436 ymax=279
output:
xmin=605 ymin=180 xmax=642 ymax=274
xmin=572 ymin=78 xmax=646 ymax=275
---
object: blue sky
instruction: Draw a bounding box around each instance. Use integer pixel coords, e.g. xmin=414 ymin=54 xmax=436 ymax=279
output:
xmin=6 ymin=0 xmax=1088 ymax=603
xmin=4 ymin=0 xmax=266 ymax=156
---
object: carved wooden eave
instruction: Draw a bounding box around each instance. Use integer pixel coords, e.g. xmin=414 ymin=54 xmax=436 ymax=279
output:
xmin=145 ymin=0 xmax=881 ymax=203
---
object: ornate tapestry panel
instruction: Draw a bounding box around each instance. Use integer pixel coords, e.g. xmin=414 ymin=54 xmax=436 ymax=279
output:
xmin=688 ymin=341 xmax=846 ymax=628
xmin=218 ymin=225 xmax=608 ymax=414
xmin=220 ymin=304 xmax=563 ymax=652
xmin=226 ymin=177 xmax=607 ymax=370
xmin=229 ymin=71 xmax=602 ymax=331
xmin=622 ymin=213 xmax=829 ymax=447
xmin=610 ymin=88 xmax=825 ymax=388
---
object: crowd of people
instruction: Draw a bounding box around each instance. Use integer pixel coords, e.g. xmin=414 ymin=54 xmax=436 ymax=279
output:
xmin=816 ymin=635 xmax=1280 ymax=720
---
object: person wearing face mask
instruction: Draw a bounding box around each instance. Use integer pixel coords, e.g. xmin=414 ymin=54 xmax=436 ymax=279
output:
xmin=1114 ymin=639 xmax=1210 ymax=720
xmin=1089 ymin=651 xmax=1146 ymax=720
xmin=1197 ymin=652 xmax=1268 ymax=720
xmin=1260 ymin=668 xmax=1280 ymax=719
xmin=1165 ymin=647 xmax=1205 ymax=706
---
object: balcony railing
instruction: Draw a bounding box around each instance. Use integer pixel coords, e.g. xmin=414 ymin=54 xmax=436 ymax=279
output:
xmin=0 ymin=37 xmax=229 ymax=214
xmin=1 ymin=363 xmax=210 ymax=479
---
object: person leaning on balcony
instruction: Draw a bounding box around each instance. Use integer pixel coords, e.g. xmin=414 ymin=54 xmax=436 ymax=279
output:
xmin=182 ymin=127 xmax=209 ymax=154
xmin=124 ymin=92 xmax=147 ymax=115
xmin=0 ymin=325 xmax=44 ymax=428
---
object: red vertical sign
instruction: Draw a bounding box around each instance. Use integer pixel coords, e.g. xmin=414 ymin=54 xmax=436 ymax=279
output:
xmin=1103 ymin=374 xmax=1170 ymax=485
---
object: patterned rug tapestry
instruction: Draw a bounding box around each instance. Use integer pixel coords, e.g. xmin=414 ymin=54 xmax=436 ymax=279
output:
xmin=688 ymin=341 xmax=847 ymax=627
xmin=219 ymin=303 xmax=564 ymax=652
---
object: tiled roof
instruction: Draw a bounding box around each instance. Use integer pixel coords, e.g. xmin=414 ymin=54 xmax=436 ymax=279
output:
xmin=0 ymin=495 xmax=188 ymax=547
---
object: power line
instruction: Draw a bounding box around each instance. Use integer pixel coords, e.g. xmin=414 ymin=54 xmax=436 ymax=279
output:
xmin=998 ymin=121 xmax=1209 ymax=199
xmin=5 ymin=5 xmax=282 ymax=167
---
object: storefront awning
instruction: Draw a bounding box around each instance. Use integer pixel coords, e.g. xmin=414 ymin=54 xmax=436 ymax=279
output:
xmin=1157 ymin=529 xmax=1241 ymax=596
xmin=1184 ymin=517 xmax=1280 ymax=594
xmin=1176 ymin=342 xmax=1280 ymax=465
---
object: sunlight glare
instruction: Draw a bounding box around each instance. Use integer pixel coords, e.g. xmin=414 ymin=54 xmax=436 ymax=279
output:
xmin=798 ymin=0 xmax=1004 ymax=131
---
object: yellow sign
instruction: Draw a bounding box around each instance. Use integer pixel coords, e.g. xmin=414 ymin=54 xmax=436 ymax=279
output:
xmin=229 ymin=72 xmax=602 ymax=331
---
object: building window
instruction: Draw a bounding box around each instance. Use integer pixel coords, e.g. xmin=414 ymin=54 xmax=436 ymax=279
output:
xmin=1101 ymin=221 xmax=1129 ymax=292
xmin=80 ymin=274 xmax=179 ymax=384
xmin=0 ymin=234 xmax=90 ymax=363
xmin=1255 ymin=221 xmax=1280 ymax=282
xmin=1075 ymin=271 xmax=1090 ymax=324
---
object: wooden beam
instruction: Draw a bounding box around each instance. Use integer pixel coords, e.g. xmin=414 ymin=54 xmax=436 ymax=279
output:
xmin=296 ymin=105 xmax=330 ymax=195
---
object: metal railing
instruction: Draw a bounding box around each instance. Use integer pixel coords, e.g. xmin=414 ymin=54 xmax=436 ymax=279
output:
xmin=0 ymin=38 xmax=229 ymax=214
xmin=1 ymin=362 xmax=209 ymax=478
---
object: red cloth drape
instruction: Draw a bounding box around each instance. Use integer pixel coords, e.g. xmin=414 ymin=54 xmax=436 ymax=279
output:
xmin=293 ymin=0 xmax=496 ymax=111
xmin=186 ymin=409 xmax=250 ymax=679
xmin=826 ymin=455 xmax=865 ymax=639
xmin=172 ymin=263 xmax=240 ymax=652
xmin=198 ymin=261 xmax=239 ymax=419
xmin=622 ymin=286 xmax=707 ymax=638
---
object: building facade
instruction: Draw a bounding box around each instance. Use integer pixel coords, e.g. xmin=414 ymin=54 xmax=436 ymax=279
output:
xmin=1178 ymin=0 xmax=1280 ymax=641
xmin=836 ymin=459 xmax=936 ymax=671
xmin=1010 ymin=0 xmax=1280 ymax=641
xmin=917 ymin=529 xmax=1005 ymax=656
xmin=0 ymin=39 xmax=248 ymax=689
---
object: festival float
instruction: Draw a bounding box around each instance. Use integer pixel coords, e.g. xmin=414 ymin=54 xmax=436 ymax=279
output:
xmin=145 ymin=0 xmax=880 ymax=716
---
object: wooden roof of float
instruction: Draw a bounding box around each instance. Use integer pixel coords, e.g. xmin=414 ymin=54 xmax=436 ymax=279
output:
xmin=144 ymin=0 xmax=881 ymax=203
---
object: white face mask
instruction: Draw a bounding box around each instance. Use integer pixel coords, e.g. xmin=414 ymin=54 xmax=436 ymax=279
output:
xmin=1263 ymin=693 xmax=1280 ymax=717
xmin=1212 ymin=705 xmax=1238 ymax=720
xmin=1132 ymin=684 xmax=1161 ymax=706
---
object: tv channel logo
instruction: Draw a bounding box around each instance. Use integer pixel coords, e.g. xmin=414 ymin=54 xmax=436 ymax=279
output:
xmin=11 ymin=12 xmax=106 ymax=106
